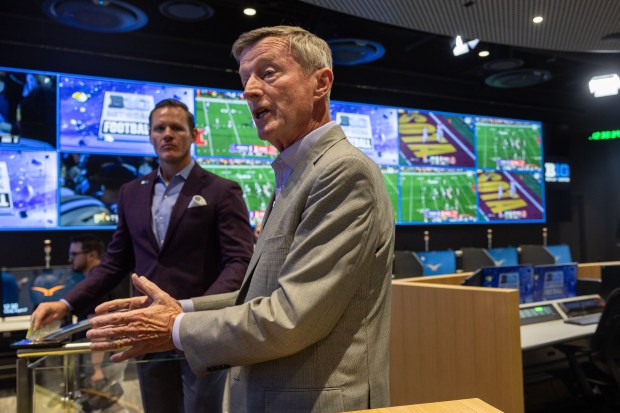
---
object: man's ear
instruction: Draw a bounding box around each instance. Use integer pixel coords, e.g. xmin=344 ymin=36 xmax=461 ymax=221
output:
xmin=191 ymin=128 xmax=198 ymax=143
xmin=314 ymin=68 xmax=334 ymax=99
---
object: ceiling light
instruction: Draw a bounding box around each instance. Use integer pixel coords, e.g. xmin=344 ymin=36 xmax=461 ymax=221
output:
xmin=532 ymin=16 xmax=543 ymax=24
xmin=589 ymin=74 xmax=620 ymax=97
xmin=478 ymin=50 xmax=490 ymax=57
xmin=243 ymin=7 xmax=256 ymax=16
xmin=452 ymin=35 xmax=479 ymax=56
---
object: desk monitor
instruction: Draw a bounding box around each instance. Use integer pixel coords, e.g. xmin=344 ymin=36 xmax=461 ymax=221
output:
xmin=519 ymin=303 xmax=563 ymax=325
xmin=415 ymin=250 xmax=457 ymax=276
xmin=480 ymin=265 xmax=535 ymax=303
xmin=600 ymin=264 xmax=620 ymax=301
xmin=533 ymin=263 xmax=577 ymax=302
xmin=559 ymin=296 xmax=604 ymax=318
xmin=1 ymin=266 xmax=84 ymax=318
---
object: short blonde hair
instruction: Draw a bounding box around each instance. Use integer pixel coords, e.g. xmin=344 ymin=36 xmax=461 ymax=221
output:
xmin=232 ymin=25 xmax=333 ymax=75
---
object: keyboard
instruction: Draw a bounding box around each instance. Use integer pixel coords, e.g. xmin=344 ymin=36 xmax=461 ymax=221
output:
xmin=564 ymin=313 xmax=601 ymax=325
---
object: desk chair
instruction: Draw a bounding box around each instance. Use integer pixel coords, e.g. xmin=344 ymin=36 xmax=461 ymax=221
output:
xmin=415 ymin=250 xmax=457 ymax=276
xmin=555 ymin=288 xmax=620 ymax=402
xmin=392 ymin=250 xmax=423 ymax=278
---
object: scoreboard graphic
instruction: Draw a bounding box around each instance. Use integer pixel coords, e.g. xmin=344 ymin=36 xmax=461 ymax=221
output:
xmin=98 ymin=92 xmax=154 ymax=143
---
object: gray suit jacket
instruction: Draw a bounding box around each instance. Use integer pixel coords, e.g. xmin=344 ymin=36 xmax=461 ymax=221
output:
xmin=180 ymin=124 xmax=395 ymax=413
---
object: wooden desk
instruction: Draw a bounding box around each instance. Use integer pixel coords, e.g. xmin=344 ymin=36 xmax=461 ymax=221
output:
xmin=344 ymin=398 xmax=503 ymax=412
xmin=577 ymin=261 xmax=620 ymax=279
xmin=390 ymin=277 xmax=523 ymax=413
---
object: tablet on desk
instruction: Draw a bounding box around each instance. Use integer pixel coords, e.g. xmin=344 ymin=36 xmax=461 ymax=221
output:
xmin=10 ymin=338 xmax=66 ymax=349
xmin=11 ymin=318 xmax=91 ymax=349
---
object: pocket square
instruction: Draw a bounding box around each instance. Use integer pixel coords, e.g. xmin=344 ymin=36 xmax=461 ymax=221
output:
xmin=188 ymin=195 xmax=207 ymax=208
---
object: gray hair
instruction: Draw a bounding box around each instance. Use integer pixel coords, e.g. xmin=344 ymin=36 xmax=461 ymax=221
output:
xmin=232 ymin=25 xmax=333 ymax=75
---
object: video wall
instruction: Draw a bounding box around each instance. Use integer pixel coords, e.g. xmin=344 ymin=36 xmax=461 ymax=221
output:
xmin=0 ymin=66 xmax=545 ymax=230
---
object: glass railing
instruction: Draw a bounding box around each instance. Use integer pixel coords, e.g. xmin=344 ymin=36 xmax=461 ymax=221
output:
xmin=15 ymin=343 xmax=160 ymax=413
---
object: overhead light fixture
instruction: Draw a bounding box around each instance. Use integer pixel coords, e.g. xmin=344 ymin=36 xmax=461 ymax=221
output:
xmin=243 ymin=7 xmax=256 ymax=16
xmin=452 ymin=35 xmax=480 ymax=56
xmin=478 ymin=50 xmax=490 ymax=57
xmin=589 ymin=74 xmax=620 ymax=97
xmin=532 ymin=16 xmax=544 ymax=24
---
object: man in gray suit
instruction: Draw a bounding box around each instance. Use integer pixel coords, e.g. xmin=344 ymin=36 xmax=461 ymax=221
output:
xmin=88 ymin=25 xmax=395 ymax=413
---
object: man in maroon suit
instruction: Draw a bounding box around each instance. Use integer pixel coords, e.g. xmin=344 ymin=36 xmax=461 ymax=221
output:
xmin=32 ymin=98 xmax=254 ymax=413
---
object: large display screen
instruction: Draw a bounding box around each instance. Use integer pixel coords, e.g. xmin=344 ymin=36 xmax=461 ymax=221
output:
xmin=0 ymin=66 xmax=546 ymax=229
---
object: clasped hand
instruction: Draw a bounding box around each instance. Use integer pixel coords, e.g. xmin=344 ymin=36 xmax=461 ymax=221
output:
xmin=87 ymin=273 xmax=182 ymax=362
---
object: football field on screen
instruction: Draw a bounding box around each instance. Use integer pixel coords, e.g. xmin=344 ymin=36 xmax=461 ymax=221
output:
xmin=194 ymin=97 xmax=274 ymax=158
xmin=197 ymin=161 xmax=274 ymax=214
xmin=399 ymin=170 xmax=477 ymax=223
xmin=476 ymin=121 xmax=542 ymax=170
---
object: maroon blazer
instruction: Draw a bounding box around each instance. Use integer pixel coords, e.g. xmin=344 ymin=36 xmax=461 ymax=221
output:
xmin=64 ymin=164 xmax=254 ymax=314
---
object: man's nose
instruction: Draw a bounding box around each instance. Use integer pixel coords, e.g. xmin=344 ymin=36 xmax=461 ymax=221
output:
xmin=243 ymin=76 xmax=262 ymax=100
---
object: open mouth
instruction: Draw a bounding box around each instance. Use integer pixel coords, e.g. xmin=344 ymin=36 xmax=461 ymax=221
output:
xmin=254 ymin=108 xmax=269 ymax=120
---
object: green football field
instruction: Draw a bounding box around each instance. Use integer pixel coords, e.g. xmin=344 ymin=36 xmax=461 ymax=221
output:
xmin=196 ymin=160 xmax=274 ymax=226
xmin=380 ymin=166 xmax=399 ymax=220
xmin=399 ymin=170 xmax=478 ymax=223
xmin=476 ymin=121 xmax=542 ymax=170
xmin=194 ymin=97 xmax=275 ymax=158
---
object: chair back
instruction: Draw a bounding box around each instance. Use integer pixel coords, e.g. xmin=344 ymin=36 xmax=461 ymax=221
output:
xmin=592 ymin=287 xmax=620 ymax=353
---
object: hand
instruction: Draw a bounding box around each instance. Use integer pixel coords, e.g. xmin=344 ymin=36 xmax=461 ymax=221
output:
xmin=91 ymin=366 xmax=105 ymax=384
xmin=94 ymin=294 xmax=152 ymax=315
xmin=87 ymin=274 xmax=182 ymax=363
xmin=31 ymin=301 xmax=69 ymax=331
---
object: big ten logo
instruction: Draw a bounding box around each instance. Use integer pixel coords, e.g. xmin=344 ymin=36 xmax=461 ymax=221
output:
xmin=478 ymin=172 xmax=527 ymax=214
xmin=399 ymin=112 xmax=456 ymax=160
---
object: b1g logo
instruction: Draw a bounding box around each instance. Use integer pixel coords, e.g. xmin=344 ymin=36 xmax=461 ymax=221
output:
xmin=99 ymin=92 xmax=154 ymax=142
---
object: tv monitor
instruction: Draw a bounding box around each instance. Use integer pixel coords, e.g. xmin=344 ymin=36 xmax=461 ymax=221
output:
xmin=194 ymin=88 xmax=276 ymax=159
xmin=330 ymin=101 xmax=399 ymax=166
xmin=58 ymin=75 xmax=194 ymax=156
xmin=533 ymin=263 xmax=577 ymax=301
xmin=415 ymin=250 xmax=457 ymax=276
xmin=398 ymin=109 xmax=475 ymax=168
xmin=2 ymin=266 xmax=84 ymax=318
xmin=0 ymin=69 xmax=57 ymax=150
xmin=0 ymin=149 xmax=58 ymax=229
xmin=480 ymin=264 xmax=535 ymax=303
xmin=477 ymin=171 xmax=545 ymax=222
xmin=399 ymin=167 xmax=477 ymax=224
xmin=59 ymin=153 xmax=156 ymax=227
xmin=196 ymin=158 xmax=274 ymax=227
xmin=475 ymin=117 xmax=542 ymax=171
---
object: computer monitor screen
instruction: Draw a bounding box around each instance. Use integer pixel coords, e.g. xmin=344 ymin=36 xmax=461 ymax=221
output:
xmin=1 ymin=266 xmax=84 ymax=318
xmin=599 ymin=264 xmax=620 ymax=301
xmin=481 ymin=265 xmax=535 ymax=303
xmin=533 ymin=263 xmax=577 ymax=301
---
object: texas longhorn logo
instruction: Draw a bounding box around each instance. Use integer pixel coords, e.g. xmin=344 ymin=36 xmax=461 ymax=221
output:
xmin=32 ymin=285 xmax=66 ymax=297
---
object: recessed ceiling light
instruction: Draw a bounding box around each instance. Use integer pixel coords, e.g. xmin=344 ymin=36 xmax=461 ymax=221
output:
xmin=243 ymin=7 xmax=256 ymax=16
xmin=533 ymin=16 xmax=544 ymax=24
xmin=478 ymin=50 xmax=490 ymax=57
xmin=159 ymin=1 xmax=214 ymax=22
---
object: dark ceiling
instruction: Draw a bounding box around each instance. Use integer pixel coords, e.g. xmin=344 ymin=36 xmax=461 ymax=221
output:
xmin=1 ymin=0 xmax=619 ymax=139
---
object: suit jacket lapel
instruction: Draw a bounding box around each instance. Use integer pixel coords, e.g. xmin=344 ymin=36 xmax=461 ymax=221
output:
xmin=236 ymin=125 xmax=347 ymax=303
xmin=160 ymin=165 xmax=206 ymax=253
xmin=139 ymin=171 xmax=160 ymax=251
